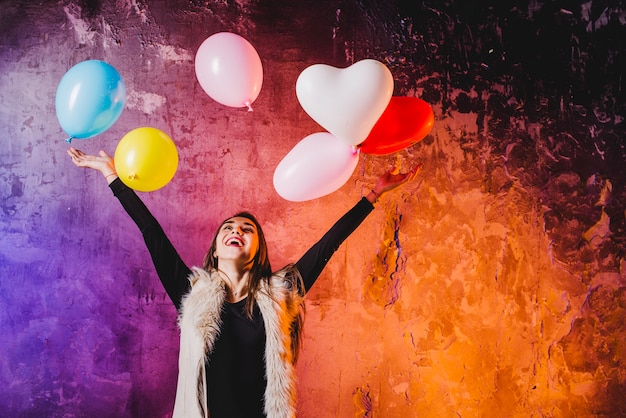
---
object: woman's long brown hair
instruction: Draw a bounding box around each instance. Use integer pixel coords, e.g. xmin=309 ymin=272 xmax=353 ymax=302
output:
xmin=202 ymin=211 xmax=305 ymax=362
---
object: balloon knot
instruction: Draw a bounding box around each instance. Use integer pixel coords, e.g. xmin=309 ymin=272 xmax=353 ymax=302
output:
xmin=245 ymin=101 xmax=253 ymax=112
xmin=65 ymin=137 xmax=73 ymax=144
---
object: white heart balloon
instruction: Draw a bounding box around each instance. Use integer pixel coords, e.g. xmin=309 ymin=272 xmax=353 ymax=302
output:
xmin=296 ymin=59 xmax=394 ymax=145
xmin=273 ymin=132 xmax=360 ymax=202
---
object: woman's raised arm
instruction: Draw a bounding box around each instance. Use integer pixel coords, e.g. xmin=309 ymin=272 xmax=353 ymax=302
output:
xmin=67 ymin=147 xmax=191 ymax=310
xmin=295 ymin=163 xmax=423 ymax=292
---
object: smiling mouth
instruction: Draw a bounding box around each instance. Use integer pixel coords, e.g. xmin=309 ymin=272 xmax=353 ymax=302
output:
xmin=226 ymin=238 xmax=244 ymax=247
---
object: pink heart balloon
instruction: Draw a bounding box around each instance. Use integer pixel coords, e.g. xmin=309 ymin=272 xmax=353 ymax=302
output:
xmin=296 ymin=59 xmax=394 ymax=146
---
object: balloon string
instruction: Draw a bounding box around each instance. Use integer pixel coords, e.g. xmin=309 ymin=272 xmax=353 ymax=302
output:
xmin=245 ymin=101 xmax=253 ymax=112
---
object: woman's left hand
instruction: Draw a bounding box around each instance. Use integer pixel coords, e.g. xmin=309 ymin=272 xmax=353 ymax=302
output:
xmin=367 ymin=163 xmax=423 ymax=203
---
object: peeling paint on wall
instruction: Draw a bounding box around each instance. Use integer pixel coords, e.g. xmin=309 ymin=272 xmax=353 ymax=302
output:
xmin=125 ymin=90 xmax=166 ymax=114
xmin=63 ymin=4 xmax=97 ymax=46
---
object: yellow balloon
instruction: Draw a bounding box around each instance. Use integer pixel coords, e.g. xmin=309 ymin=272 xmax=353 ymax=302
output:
xmin=114 ymin=127 xmax=179 ymax=192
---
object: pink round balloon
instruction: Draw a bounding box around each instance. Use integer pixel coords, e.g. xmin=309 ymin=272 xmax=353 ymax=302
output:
xmin=273 ymin=132 xmax=360 ymax=202
xmin=195 ymin=32 xmax=263 ymax=109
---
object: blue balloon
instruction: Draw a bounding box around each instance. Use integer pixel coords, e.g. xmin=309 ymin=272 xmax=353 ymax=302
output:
xmin=55 ymin=60 xmax=126 ymax=141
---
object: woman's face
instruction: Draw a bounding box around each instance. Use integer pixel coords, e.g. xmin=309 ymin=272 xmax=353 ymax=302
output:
xmin=214 ymin=216 xmax=260 ymax=266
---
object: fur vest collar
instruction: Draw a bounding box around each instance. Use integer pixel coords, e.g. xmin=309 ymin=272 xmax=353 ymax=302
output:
xmin=172 ymin=267 xmax=303 ymax=418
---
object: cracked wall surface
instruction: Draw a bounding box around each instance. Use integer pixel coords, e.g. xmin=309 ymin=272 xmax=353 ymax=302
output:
xmin=1 ymin=0 xmax=625 ymax=416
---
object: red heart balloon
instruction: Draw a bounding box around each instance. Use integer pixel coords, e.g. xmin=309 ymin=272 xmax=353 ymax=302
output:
xmin=359 ymin=96 xmax=434 ymax=155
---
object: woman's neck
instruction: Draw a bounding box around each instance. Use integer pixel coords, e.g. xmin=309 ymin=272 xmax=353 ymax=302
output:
xmin=217 ymin=262 xmax=251 ymax=302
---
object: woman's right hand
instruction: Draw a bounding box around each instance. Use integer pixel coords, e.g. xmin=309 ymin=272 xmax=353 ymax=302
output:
xmin=67 ymin=147 xmax=118 ymax=184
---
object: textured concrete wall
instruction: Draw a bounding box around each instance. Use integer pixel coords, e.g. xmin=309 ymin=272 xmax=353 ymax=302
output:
xmin=1 ymin=0 xmax=625 ymax=417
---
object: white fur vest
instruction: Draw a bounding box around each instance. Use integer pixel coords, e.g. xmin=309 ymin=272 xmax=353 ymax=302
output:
xmin=172 ymin=267 xmax=304 ymax=418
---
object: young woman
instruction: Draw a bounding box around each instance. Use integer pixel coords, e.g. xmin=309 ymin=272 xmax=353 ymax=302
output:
xmin=67 ymin=147 xmax=420 ymax=418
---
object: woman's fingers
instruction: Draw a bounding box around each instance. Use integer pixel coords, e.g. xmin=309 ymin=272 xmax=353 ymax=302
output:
xmin=67 ymin=147 xmax=100 ymax=169
xmin=67 ymin=148 xmax=81 ymax=165
xmin=408 ymin=163 xmax=424 ymax=181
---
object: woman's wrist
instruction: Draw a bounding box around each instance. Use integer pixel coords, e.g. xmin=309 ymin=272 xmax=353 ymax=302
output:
xmin=103 ymin=171 xmax=118 ymax=184
xmin=366 ymin=188 xmax=382 ymax=204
